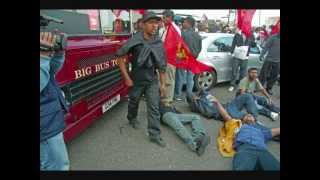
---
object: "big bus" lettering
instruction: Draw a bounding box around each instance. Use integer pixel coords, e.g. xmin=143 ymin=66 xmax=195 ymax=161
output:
xmin=74 ymin=57 xmax=125 ymax=80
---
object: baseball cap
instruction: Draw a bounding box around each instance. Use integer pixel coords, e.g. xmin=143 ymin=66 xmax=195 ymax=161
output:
xmin=142 ymin=11 xmax=161 ymax=22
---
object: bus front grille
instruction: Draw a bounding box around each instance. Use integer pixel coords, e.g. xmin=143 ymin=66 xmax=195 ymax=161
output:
xmin=62 ymin=67 xmax=123 ymax=104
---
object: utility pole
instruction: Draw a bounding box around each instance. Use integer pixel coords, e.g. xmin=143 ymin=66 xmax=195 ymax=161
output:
xmin=129 ymin=10 xmax=133 ymax=34
xmin=259 ymin=10 xmax=261 ymax=27
xmin=234 ymin=9 xmax=237 ymax=26
xmin=227 ymin=9 xmax=231 ymax=26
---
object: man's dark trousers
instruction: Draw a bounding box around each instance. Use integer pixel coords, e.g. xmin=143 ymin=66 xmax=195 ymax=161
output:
xmin=127 ymin=81 xmax=161 ymax=138
xmin=259 ymin=61 xmax=280 ymax=90
xmin=230 ymin=58 xmax=248 ymax=87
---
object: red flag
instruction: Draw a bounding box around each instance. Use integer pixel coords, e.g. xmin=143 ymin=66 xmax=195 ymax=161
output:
xmin=163 ymin=22 xmax=212 ymax=74
xmin=112 ymin=10 xmax=123 ymax=18
xmin=237 ymin=9 xmax=256 ymax=38
xmin=271 ymin=19 xmax=280 ymax=35
xmin=87 ymin=10 xmax=100 ymax=30
xmin=133 ymin=9 xmax=145 ymax=15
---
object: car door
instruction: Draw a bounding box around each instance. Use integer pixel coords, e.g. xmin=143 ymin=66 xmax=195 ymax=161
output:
xmin=248 ymin=45 xmax=263 ymax=72
xmin=206 ymin=36 xmax=233 ymax=83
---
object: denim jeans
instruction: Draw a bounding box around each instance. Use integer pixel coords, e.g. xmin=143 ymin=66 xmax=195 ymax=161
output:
xmin=226 ymin=93 xmax=259 ymax=120
xmin=230 ymin=58 xmax=248 ymax=87
xmin=40 ymin=132 xmax=70 ymax=170
xmin=253 ymin=95 xmax=280 ymax=118
xmin=162 ymin=112 xmax=206 ymax=151
xmin=233 ymin=143 xmax=280 ymax=171
xmin=174 ymin=68 xmax=194 ymax=99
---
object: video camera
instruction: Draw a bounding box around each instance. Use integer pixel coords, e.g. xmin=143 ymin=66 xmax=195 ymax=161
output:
xmin=40 ymin=14 xmax=67 ymax=52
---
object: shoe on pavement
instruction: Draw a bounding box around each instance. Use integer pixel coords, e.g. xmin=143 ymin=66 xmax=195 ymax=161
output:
xmin=272 ymin=135 xmax=280 ymax=142
xmin=228 ymin=86 xmax=234 ymax=92
xmin=196 ymin=135 xmax=210 ymax=156
xmin=150 ymin=137 xmax=166 ymax=147
xmin=267 ymin=89 xmax=273 ymax=95
xmin=270 ymin=112 xmax=279 ymax=121
xmin=187 ymin=142 xmax=198 ymax=152
xmin=174 ymin=97 xmax=184 ymax=101
xmin=129 ymin=121 xmax=140 ymax=129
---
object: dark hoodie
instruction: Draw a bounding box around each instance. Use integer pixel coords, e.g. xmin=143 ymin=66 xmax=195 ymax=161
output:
xmin=116 ymin=31 xmax=167 ymax=84
xmin=260 ymin=33 xmax=280 ymax=63
xmin=181 ymin=28 xmax=202 ymax=58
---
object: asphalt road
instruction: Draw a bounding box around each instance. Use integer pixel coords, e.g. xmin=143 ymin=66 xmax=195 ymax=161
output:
xmin=67 ymin=82 xmax=280 ymax=170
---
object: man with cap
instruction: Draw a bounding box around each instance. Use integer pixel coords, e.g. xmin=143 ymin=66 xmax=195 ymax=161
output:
xmin=160 ymin=9 xmax=180 ymax=107
xmin=117 ymin=11 xmax=167 ymax=147
xmin=175 ymin=16 xmax=202 ymax=101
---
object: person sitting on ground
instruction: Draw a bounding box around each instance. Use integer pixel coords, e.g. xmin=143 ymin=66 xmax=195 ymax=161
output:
xmin=186 ymin=91 xmax=259 ymax=123
xmin=237 ymin=67 xmax=280 ymax=121
xmin=159 ymin=100 xmax=210 ymax=156
xmin=211 ymin=96 xmax=280 ymax=171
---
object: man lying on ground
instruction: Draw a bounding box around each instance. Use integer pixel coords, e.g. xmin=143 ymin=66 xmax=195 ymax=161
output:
xmin=159 ymin=100 xmax=210 ymax=156
xmin=187 ymin=91 xmax=259 ymax=123
xmin=237 ymin=67 xmax=280 ymax=121
xmin=212 ymin=95 xmax=280 ymax=171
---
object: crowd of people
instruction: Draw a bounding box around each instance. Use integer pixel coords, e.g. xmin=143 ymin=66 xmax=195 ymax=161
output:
xmin=40 ymin=10 xmax=280 ymax=171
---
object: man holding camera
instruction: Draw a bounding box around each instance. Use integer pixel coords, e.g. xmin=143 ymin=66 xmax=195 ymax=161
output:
xmin=40 ymin=31 xmax=70 ymax=170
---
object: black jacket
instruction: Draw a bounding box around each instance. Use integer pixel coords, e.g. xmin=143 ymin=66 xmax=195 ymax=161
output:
xmin=231 ymin=33 xmax=255 ymax=57
xmin=116 ymin=31 xmax=167 ymax=84
xmin=182 ymin=29 xmax=202 ymax=58
xmin=231 ymin=33 xmax=245 ymax=54
xmin=260 ymin=33 xmax=280 ymax=62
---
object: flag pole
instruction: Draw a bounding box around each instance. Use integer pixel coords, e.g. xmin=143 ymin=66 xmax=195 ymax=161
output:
xmin=130 ymin=10 xmax=133 ymax=34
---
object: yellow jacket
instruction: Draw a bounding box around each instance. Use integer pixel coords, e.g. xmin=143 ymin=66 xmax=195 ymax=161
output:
xmin=217 ymin=119 xmax=242 ymax=157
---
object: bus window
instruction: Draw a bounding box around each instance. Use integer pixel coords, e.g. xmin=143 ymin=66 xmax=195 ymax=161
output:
xmin=40 ymin=9 xmax=102 ymax=35
xmin=100 ymin=10 xmax=131 ymax=34
xmin=41 ymin=9 xmax=142 ymax=35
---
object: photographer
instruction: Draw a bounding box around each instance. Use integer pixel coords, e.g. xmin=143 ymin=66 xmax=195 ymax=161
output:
xmin=40 ymin=31 xmax=70 ymax=170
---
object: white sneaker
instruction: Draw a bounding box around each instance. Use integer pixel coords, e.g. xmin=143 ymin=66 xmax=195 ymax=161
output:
xmin=270 ymin=112 xmax=279 ymax=121
xmin=228 ymin=86 xmax=234 ymax=92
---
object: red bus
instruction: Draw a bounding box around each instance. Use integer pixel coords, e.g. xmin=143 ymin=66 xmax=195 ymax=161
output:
xmin=41 ymin=10 xmax=142 ymax=142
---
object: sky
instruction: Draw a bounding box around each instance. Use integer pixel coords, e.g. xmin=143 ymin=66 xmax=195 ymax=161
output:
xmin=172 ymin=9 xmax=280 ymax=26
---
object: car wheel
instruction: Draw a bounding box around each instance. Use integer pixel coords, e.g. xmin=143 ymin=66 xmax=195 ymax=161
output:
xmin=194 ymin=70 xmax=217 ymax=91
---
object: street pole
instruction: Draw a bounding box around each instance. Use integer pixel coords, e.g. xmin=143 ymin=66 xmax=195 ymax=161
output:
xmin=99 ymin=10 xmax=104 ymax=34
xmin=259 ymin=10 xmax=261 ymax=27
xmin=129 ymin=10 xmax=133 ymax=34
xmin=227 ymin=9 xmax=230 ymax=26
xmin=234 ymin=9 xmax=237 ymax=27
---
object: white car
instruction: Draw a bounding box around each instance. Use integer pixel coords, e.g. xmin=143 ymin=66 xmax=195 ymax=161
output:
xmin=194 ymin=33 xmax=263 ymax=90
